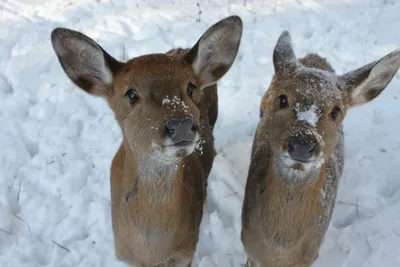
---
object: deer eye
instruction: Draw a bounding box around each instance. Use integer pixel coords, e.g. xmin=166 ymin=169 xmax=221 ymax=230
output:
xmin=187 ymin=83 xmax=196 ymax=97
xmin=330 ymin=106 xmax=341 ymax=121
xmin=125 ymin=89 xmax=140 ymax=105
xmin=278 ymin=95 xmax=289 ymax=109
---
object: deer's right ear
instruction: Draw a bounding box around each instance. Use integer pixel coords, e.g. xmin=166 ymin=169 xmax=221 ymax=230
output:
xmin=273 ymin=31 xmax=298 ymax=77
xmin=184 ymin=16 xmax=243 ymax=88
xmin=51 ymin=28 xmax=123 ymax=97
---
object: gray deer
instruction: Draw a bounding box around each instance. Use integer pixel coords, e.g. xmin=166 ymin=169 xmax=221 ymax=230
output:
xmin=241 ymin=31 xmax=400 ymax=267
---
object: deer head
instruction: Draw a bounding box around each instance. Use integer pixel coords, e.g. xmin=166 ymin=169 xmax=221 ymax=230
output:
xmin=51 ymin=16 xmax=242 ymax=173
xmin=263 ymin=31 xmax=400 ymax=181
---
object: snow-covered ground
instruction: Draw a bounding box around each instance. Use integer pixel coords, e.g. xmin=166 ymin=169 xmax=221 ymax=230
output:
xmin=1 ymin=0 xmax=400 ymax=266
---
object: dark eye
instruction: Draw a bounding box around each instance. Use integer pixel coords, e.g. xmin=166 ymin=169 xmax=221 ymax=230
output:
xmin=187 ymin=83 xmax=196 ymax=97
xmin=330 ymin=106 xmax=341 ymax=121
xmin=125 ymin=89 xmax=140 ymax=105
xmin=278 ymin=95 xmax=289 ymax=108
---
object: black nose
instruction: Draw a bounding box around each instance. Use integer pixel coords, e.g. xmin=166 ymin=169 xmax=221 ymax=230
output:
xmin=287 ymin=137 xmax=316 ymax=162
xmin=165 ymin=118 xmax=197 ymax=145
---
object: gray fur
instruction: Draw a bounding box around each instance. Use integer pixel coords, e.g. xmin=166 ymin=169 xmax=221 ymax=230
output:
xmin=242 ymin=30 xmax=399 ymax=267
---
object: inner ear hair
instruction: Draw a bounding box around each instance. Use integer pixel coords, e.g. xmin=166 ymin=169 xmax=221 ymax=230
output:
xmin=183 ymin=15 xmax=243 ymax=88
xmin=340 ymin=49 xmax=400 ymax=107
xmin=51 ymin=27 xmax=123 ymax=96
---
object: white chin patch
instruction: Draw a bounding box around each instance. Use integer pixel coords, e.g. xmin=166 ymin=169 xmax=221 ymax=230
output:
xmin=275 ymin=152 xmax=324 ymax=181
xmin=281 ymin=156 xmax=312 ymax=171
xmin=163 ymin=142 xmax=197 ymax=158
xmin=151 ymin=134 xmax=200 ymax=160
xmin=281 ymin=152 xmax=324 ymax=169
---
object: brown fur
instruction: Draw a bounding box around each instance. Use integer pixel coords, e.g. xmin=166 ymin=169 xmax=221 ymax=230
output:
xmin=260 ymin=53 xmax=334 ymax=118
xmin=110 ymin=51 xmax=218 ymax=267
xmin=166 ymin=48 xmax=219 ymax=132
xmin=51 ymin=16 xmax=242 ymax=267
xmin=299 ymin=53 xmax=335 ymax=73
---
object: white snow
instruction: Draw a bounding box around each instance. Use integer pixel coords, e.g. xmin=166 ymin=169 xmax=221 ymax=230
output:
xmin=171 ymin=95 xmax=189 ymax=110
xmin=195 ymin=138 xmax=206 ymax=156
xmin=163 ymin=95 xmax=189 ymax=112
xmin=162 ymin=97 xmax=170 ymax=105
xmin=295 ymin=103 xmax=319 ymax=126
xmin=1 ymin=0 xmax=400 ymax=267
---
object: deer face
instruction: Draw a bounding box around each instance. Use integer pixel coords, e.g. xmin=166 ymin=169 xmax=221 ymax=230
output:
xmin=263 ymin=31 xmax=400 ymax=181
xmin=266 ymin=66 xmax=345 ymax=180
xmin=51 ymin=16 xmax=242 ymax=164
xmin=109 ymin=55 xmax=202 ymax=161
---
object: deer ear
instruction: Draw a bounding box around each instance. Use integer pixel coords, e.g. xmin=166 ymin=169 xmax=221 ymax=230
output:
xmin=184 ymin=16 xmax=243 ymax=88
xmin=273 ymin=31 xmax=298 ymax=77
xmin=51 ymin=28 xmax=123 ymax=97
xmin=340 ymin=50 xmax=400 ymax=107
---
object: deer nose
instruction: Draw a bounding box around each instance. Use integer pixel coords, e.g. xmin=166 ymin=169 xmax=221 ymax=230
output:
xmin=164 ymin=118 xmax=197 ymax=144
xmin=287 ymin=137 xmax=316 ymax=162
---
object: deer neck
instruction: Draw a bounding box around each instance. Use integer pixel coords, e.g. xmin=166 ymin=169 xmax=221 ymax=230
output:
xmin=122 ymin=140 xmax=184 ymax=205
xmin=268 ymin=156 xmax=326 ymax=199
xmin=263 ymin=155 xmax=327 ymax=243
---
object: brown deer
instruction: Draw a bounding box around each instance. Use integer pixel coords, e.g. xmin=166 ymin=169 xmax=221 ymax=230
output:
xmin=50 ymin=16 xmax=242 ymax=267
xmin=241 ymin=31 xmax=400 ymax=267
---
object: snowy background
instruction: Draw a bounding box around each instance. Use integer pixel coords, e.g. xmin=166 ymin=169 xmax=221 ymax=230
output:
xmin=1 ymin=0 xmax=400 ymax=266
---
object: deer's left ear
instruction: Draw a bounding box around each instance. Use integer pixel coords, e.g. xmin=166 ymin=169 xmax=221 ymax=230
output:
xmin=184 ymin=15 xmax=243 ymax=88
xmin=340 ymin=50 xmax=400 ymax=107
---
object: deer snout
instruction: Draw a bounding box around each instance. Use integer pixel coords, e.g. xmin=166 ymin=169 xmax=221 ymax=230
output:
xmin=164 ymin=118 xmax=197 ymax=146
xmin=287 ymin=137 xmax=317 ymax=162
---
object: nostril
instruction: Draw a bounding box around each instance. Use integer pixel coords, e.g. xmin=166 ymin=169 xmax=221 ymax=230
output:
xmin=307 ymin=143 xmax=316 ymax=153
xmin=288 ymin=139 xmax=295 ymax=152
xmin=191 ymin=124 xmax=197 ymax=133
xmin=165 ymin=124 xmax=175 ymax=137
